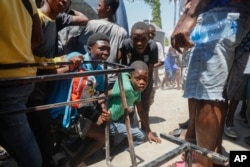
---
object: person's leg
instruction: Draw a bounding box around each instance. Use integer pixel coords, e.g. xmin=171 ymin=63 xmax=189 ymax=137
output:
xmin=224 ymin=100 xmax=239 ymax=138
xmin=27 ymin=81 xmax=56 ymax=167
xmin=185 ymin=99 xmax=196 ymax=144
xmin=110 ymin=120 xmax=145 ymax=145
xmin=161 ymin=72 xmax=167 ymax=89
xmin=195 ymin=100 xmax=227 ymax=167
xmin=246 ymin=100 xmax=250 ymax=126
xmin=70 ymin=120 xmax=105 ymax=166
xmin=153 ymin=68 xmax=159 ymax=88
xmin=161 ymin=71 xmax=170 ymax=89
xmin=0 ymin=84 xmax=42 ymax=167
xmin=174 ymin=68 xmax=181 ymax=89
xmin=130 ymin=124 xmax=146 ymax=146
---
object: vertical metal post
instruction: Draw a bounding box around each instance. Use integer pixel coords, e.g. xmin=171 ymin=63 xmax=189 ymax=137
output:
xmin=117 ymin=73 xmax=137 ymax=167
xmin=103 ymin=63 xmax=111 ymax=164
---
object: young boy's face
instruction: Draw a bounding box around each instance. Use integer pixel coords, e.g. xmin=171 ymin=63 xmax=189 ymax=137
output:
xmin=88 ymin=40 xmax=110 ymax=61
xmin=130 ymin=69 xmax=148 ymax=92
xmin=47 ymin=0 xmax=70 ymax=13
xmin=131 ymin=29 xmax=149 ymax=54
xmin=148 ymin=27 xmax=155 ymax=40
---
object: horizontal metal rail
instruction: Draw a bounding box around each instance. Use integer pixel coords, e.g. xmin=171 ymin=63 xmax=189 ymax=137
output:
xmin=159 ymin=133 xmax=229 ymax=166
xmin=0 ymin=60 xmax=127 ymax=69
xmin=143 ymin=143 xmax=190 ymax=167
xmin=0 ymin=61 xmax=138 ymax=166
xmin=0 ymin=61 xmax=134 ymax=86
xmin=0 ymin=96 xmax=106 ymax=116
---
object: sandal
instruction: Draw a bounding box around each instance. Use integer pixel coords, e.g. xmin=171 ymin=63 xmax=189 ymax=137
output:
xmin=167 ymin=161 xmax=185 ymax=167
xmin=169 ymin=128 xmax=182 ymax=137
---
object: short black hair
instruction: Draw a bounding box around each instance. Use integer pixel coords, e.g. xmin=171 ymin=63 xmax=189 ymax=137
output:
xmin=104 ymin=0 xmax=119 ymax=15
xmin=148 ymin=24 xmax=156 ymax=31
xmin=87 ymin=33 xmax=110 ymax=47
xmin=131 ymin=21 xmax=149 ymax=35
xmin=130 ymin=60 xmax=148 ymax=72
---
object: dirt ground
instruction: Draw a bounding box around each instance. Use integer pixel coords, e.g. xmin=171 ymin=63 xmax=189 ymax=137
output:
xmin=1 ymin=71 xmax=250 ymax=167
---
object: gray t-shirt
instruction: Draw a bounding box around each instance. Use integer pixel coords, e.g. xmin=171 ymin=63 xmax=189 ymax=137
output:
xmin=79 ymin=19 xmax=128 ymax=63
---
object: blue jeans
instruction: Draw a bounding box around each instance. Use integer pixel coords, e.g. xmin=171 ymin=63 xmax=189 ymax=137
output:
xmin=109 ymin=117 xmax=145 ymax=146
xmin=0 ymin=84 xmax=42 ymax=167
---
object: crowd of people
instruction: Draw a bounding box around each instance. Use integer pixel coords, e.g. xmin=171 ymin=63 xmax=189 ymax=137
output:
xmin=1 ymin=0 xmax=250 ymax=167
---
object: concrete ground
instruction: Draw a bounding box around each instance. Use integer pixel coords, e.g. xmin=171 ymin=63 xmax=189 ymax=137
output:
xmin=1 ymin=72 xmax=250 ymax=167
xmin=85 ymin=86 xmax=250 ymax=167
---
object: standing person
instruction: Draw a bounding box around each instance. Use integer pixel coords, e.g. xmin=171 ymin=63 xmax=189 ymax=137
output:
xmin=148 ymin=24 xmax=165 ymax=105
xmin=161 ymin=47 xmax=181 ymax=90
xmin=118 ymin=21 xmax=158 ymax=132
xmin=171 ymin=0 xmax=250 ymax=167
xmin=148 ymin=24 xmax=165 ymax=89
xmin=0 ymin=0 xmax=43 ymax=166
xmin=27 ymin=0 xmax=84 ymax=166
xmin=224 ymin=29 xmax=250 ymax=139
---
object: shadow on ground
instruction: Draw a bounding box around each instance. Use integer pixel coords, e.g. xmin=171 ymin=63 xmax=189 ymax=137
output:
xmin=149 ymin=116 xmax=166 ymax=124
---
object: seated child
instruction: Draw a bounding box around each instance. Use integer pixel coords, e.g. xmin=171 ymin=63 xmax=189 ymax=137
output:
xmin=99 ymin=60 xmax=162 ymax=148
xmin=48 ymin=33 xmax=111 ymax=166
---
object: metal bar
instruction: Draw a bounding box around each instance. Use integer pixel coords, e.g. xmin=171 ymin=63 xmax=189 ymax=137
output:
xmin=0 ymin=61 xmax=74 ymax=69
xmin=117 ymin=73 xmax=137 ymax=167
xmin=143 ymin=143 xmax=190 ymax=167
xmin=0 ymin=68 xmax=134 ymax=86
xmin=103 ymin=63 xmax=112 ymax=165
xmin=0 ymin=96 xmax=105 ymax=116
xmin=0 ymin=60 xmax=130 ymax=69
xmin=160 ymin=133 xmax=229 ymax=166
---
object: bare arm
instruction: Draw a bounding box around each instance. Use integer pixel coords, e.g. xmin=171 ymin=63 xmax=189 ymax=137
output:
xmin=135 ymin=102 xmax=161 ymax=144
xmin=69 ymin=9 xmax=89 ymax=26
xmin=171 ymin=0 xmax=210 ymax=53
xmin=153 ymin=61 xmax=164 ymax=68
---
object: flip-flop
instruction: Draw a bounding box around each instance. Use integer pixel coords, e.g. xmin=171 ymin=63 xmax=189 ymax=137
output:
xmin=175 ymin=161 xmax=185 ymax=167
xmin=169 ymin=128 xmax=182 ymax=137
xmin=168 ymin=161 xmax=185 ymax=167
xmin=244 ymin=136 xmax=250 ymax=145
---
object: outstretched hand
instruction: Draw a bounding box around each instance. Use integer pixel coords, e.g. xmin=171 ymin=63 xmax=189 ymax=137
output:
xmin=147 ymin=132 xmax=161 ymax=144
xmin=170 ymin=9 xmax=197 ymax=53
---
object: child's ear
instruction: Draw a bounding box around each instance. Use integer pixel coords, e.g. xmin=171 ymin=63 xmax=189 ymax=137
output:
xmin=87 ymin=46 xmax=91 ymax=52
xmin=106 ymin=5 xmax=111 ymax=13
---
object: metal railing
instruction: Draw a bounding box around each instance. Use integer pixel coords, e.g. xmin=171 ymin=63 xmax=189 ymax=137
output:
xmin=0 ymin=61 xmax=229 ymax=167
xmin=0 ymin=61 xmax=138 ymax=167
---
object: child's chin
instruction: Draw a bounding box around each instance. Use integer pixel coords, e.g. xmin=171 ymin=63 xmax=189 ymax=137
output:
xmin=138 ymin=88 xmax=145 ymax=92
xmin=135 ymin=49 xmax=144 ymax=54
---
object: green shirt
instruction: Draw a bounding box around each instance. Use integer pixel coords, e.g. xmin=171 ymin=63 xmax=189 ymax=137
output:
xmin=109 ymin=72 xmax=141 ymax=121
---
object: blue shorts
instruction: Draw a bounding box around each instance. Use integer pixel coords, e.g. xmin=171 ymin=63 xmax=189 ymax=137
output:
xmin=165 ymin=64 xmax=179 ymax=79
xmin=184 ymin=4 xmax=250 ymax=100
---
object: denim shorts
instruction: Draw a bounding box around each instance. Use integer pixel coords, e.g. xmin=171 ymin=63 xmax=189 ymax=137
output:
xmin=184 ymin=4 xmax=250 ymax=100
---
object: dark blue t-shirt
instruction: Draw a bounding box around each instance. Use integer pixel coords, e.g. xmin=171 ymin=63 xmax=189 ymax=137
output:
xmin=204 ymin=0 xmax=231 ymax=11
